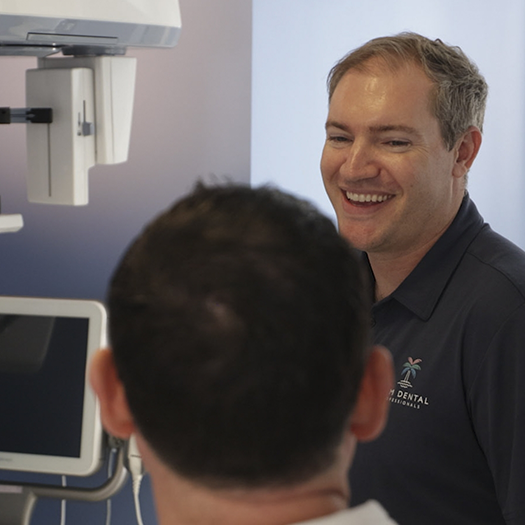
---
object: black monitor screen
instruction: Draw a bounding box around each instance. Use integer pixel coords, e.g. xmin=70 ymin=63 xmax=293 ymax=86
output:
xmin=0 ymin=315 xmax=89 ymax=458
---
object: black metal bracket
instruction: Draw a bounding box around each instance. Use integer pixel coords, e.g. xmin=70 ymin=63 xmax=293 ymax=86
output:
xmin=0 ymin=107 xmax=53 ymax=124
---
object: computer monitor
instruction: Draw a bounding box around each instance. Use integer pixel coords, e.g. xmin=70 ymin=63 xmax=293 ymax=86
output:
xmin=0 ymin=296 xmax=106 ymax=477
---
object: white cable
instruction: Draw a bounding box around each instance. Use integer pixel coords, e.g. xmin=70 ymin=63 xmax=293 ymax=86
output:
xmin=127 ymin=435 xmax=145 ymax=525
xmin=105 ymin=446 xmax=117 ymax=525
xmin=132 ymin=475 xmax=144 ymax=525
xmin=60 ymin=475 xmax=67 ymax=525
xmin=105 ymin=491 xmax=113 ymax=525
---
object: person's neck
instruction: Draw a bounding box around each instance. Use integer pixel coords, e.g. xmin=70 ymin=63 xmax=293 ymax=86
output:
xmin=369 ymin=229 xmax=448 ymax=302
xmin=368 ymin=189 xmax=466 ymax=301
xmin=152 ymin=478 xmax=348 ymax=525
xmin=369 ymin=249 xmax=425 ymax=301
xmin=143 ymin=437 xmax=354 ymax=525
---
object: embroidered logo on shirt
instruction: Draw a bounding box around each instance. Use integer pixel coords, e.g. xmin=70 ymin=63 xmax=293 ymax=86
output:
xmin=398 ymin=357 xmax=422 ymax=388
xmin=388 ymin=356 xmax=429 ymax=409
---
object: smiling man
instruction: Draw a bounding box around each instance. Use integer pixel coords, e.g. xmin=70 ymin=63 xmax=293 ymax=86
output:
xmin=321 ymin=33 xmax=525 ymax=524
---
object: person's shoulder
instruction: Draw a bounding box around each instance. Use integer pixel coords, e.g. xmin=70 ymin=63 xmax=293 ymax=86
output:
xmin=346 ymin=501 xmax=399 ymax=524
xmin=465 ymin=226 xmax=525 ymax=297
xmin=292 ymin=501 xmax=398 ymax=525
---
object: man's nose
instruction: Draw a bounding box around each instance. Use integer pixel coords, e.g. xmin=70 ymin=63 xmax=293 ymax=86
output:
xmin=339 ymin=141 xmax=379 ymax=181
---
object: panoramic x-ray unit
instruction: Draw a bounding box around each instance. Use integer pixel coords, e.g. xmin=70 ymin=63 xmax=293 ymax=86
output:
xmin=0 ymin=0 xmax=181 ymax=230
xmin=0 ymin=1 xmax=181 ymax=524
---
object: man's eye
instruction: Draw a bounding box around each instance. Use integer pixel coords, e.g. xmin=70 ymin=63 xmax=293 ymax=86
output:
xmin=328 ymin=135 xmax=351 ymax=143
xmin=387 ymin=140 xmax=410 ymax=148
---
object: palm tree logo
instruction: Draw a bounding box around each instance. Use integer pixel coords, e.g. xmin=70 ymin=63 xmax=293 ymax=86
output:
xmin=398 ymin=357 xmax=422 ymax=389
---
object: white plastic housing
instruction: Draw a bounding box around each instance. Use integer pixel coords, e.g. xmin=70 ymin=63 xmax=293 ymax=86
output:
xmin=0 ymin=0 xmax=181 ymax=27
xmin=26 ymin=67 xmax=96 ymax=205
xmin=0 ymin=214 xmax=24 ymax=233
xmin=0 ymin=0 xmax=181 ymax=54
xmin=38 ymin=56 xmax=137 ymax=164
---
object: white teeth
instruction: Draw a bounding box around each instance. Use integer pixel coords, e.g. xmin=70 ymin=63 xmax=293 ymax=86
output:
xmin=345 ymin=192 xmax=392 ymax=203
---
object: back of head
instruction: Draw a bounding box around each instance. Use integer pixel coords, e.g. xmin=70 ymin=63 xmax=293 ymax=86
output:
xmin=327 ymin=32 xmax=488 ymax=150
xmin=108 ymin=184 xmax=370 ymax=489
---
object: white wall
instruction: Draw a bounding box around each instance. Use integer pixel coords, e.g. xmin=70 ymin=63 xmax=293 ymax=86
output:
xmin=252 ymin=0 xmax=525 ymax=248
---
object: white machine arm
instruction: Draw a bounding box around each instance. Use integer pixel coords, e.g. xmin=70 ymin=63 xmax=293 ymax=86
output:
xmin=25 ymin=56 xmax=137 ymax=205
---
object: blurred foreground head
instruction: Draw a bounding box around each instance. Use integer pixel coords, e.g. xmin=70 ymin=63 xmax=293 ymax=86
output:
xmin=107 ymin=183 xmax=372 ymax=488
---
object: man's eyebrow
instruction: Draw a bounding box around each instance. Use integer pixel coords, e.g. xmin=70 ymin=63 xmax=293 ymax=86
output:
xmin=369 ymin=124 xmax=421 ymax=136
xmin=324 ymin=120 xmax=348 ymax=131
xmin=325 ymin=121 xmax=421 ymax=136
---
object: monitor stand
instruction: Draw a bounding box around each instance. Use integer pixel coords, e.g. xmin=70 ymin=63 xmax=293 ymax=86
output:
xmin=0 ymin=443 xmax=127 ymax=525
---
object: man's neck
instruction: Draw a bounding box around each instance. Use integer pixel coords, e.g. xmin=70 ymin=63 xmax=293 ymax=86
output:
xmin=156 ymin=484 xmax=347 ymax=525
xmin=369 ymin=230 xmax=447 ymax=301
xmin=136 ymin=405 xmax=357 ymax=525
xmin=368 ymin=190 xmax=465 ymax=301
xmin=369 ymin=251 xmax=423 ymax=301
xmin=150 ymin=473 xmax=349 ymax=525
xmin=144 ymin=442 xmax=353 ymax=525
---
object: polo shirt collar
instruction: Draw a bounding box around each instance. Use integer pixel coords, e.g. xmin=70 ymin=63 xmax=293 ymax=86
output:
xmin=367 ymin=194 xmax=486 ymax=320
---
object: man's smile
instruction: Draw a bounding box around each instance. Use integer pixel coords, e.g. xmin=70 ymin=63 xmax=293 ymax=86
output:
xmin=345 ymin=192 xmax=394 ymax=205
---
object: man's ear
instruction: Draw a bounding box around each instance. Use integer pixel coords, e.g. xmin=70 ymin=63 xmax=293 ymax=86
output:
xmin=452 ymin=125 xmax=482 ymax=179
xmin=89 ymin=348 xmax=135 ymax=439
xmin=349 ymin=345 xmax=394 ymax=443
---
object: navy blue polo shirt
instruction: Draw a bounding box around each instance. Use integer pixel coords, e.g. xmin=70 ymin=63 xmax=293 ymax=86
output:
xmin=350 ymin=195 xmax=525 ymax=524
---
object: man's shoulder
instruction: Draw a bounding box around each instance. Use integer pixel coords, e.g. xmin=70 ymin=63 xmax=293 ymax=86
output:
xmin=291 ymin=501 xmax=398 ymax=525
xmin=465 ymin=225 xmax=525 ymax=296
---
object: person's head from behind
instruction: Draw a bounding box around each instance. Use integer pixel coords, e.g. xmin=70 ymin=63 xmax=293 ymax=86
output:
xmin=91 ymin=184 xmax=392 ymax=495
xmin=328 ymin=31 xmax=487 ymax=151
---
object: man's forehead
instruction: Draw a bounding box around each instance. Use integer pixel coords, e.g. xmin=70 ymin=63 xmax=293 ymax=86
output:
xmin=330 ymin=59 xmax=436 ymax=116
xmin=326 ymin=61 xmax=441 ymax=142
xmin=353 ymin=54 xmax=425 ymax=77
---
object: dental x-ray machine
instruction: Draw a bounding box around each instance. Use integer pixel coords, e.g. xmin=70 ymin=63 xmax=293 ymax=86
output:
xmin=0 ymin=0 xmax=181 ymax=231
xmin=0 ymin=2 xmax=181 ymax=524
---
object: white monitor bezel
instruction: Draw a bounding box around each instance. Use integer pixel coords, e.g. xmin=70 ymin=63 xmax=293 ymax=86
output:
xmin=0 ymin=296 xmax=106 ymax=477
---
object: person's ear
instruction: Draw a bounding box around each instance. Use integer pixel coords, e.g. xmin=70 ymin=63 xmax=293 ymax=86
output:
xmin=89 ymin=348 xmax=135 ymax=439
xmin=452 ymin=125 xmax=482 ymax=179
xmin=349 ymin=345 xmax=394 ymax=442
